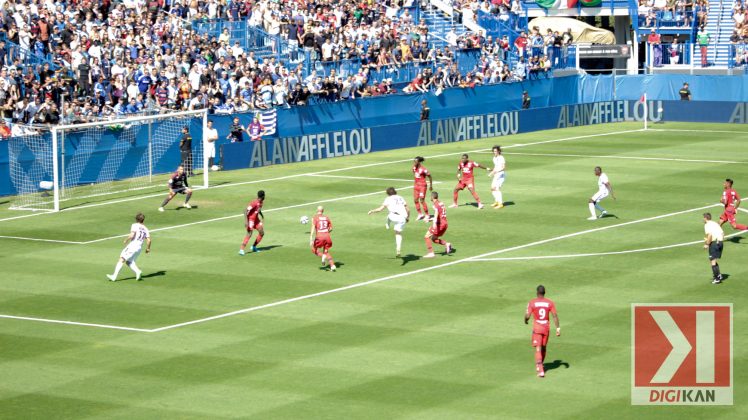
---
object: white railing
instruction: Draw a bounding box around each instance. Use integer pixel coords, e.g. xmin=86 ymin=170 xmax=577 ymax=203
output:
xmin=429 ymin=0 xmax=485 ymax=35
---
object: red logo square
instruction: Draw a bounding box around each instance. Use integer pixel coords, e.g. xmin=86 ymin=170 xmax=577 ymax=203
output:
xmin=631 ymin=304 xmax=732 ymax=405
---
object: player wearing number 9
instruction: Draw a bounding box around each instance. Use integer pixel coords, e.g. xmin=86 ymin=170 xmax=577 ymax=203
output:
xmin=525 ymin=285 xmax=561 ymax=378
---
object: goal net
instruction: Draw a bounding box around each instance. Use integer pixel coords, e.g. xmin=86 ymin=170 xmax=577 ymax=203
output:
xmin=9 ymin=110 xmax=208 ymax=212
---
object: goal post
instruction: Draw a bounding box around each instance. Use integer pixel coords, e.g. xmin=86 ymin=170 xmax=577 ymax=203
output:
xmin=9 ymin=109 xmax=208 ymax=212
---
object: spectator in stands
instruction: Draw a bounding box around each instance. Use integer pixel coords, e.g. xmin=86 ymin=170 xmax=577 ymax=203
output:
xmin=669 ymin=38 xmax=683 ymax=64
xmin=648 ymin=29 xmax=663 ymax=67
xmin=679 ymin=82 xmax=692 ymax=100
xmin=697 ymin=25 xmax=711 ymax=67
xmin=0 ymin=119 xmax=10 ymax=139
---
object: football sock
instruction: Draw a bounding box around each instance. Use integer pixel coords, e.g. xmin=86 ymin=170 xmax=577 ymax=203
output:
xmin=253 ymin=234 xmax=263 ymax=246
xmin=733 ymin=222 xmax=748 ymax=230
xmin=395 ymin=233 xmax=402 ymax=251
xmin=493 ymin=190 xmax=502 ymax=204
xmin=185 ymin=192 xmax=192 ymax=203
xmin=161 ymin=196 xmax=172 ymax=207
xmin=425 ymin=237 xmax=433 ymax=252
xmin=325 ymin=253 xmax=335 ymax=266
xmin=423 ymin=204 xmax=429 ymax=216
xmin=241 ymin=235 xmax=250 ymax=249
xmin=594 ymin=203 xmax=605 ymax=213
xmin=541 ymin=348 xmax=547 ymax=363
xmin=434 ymin=238 xmax=445 ymax=246
xmin=470 ymin=190 xmax=481 ymax=203
xmin=712 ymin=264 xmax=721 ymax=278
xmin=588 ymin=203 xmax=597 ymax=218
xmin=130 ymin=261 xmax=140 ymax=273
xmin=208 ymin=157 xmax=215 ymax=167
xmin=453 ymin=190 xmax=459 ymax=204
xmin=535 ymin=349 xmax=543 ymax=367
xmin=414 ymin=201 xmax=422 ymax=214
xmin=113 ymin=261 xmax=124 ymax=277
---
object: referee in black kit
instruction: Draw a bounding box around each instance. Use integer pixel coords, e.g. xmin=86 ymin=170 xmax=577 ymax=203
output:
xmin=703 ymin=213 xmax=725 ymax=284
xmin=180 ymin=126 xmax=194 ymax=176
xmin=420 ymin=100 xmax=430 ymax=120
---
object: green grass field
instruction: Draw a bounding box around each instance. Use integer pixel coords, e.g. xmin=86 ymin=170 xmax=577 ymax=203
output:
xmin=0 ymin=122 xmax=745 ymax=418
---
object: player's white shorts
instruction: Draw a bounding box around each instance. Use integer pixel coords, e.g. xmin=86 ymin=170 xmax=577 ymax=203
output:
xmin=388 ymin=214 xmax=407 ymax=232
xmin=491 ymin=172 xmax=505 ymax=189
xmin=205 ymin=142 xmax=216 ymax=158
xmin=120 ymin=245 xmax=143 ymax=263
xmin=591 ymin=190 xmax=609 ymax=202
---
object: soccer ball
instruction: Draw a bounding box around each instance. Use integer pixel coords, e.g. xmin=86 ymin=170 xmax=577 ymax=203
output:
xmin=211 ymin=165 xmax=219 ymax=171
xmin=300 ymin=215 xmax=310 ymax=224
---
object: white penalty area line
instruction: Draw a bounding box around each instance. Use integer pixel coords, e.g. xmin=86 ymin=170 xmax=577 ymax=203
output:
xmin=308 ymin=174 xmax=444 ymax=184
xmin=0 ymin=314 xmax=152 ymax=333
xmin=0 ymin=235 xmax=85 ymax=244
xmin=647 ymin=128 xmax=748 ymax=134
xmin=480 ymin=152 xmax=746 ymax=165
xmin=0 ymin=128 xmax=644 ymax=224
xmin=469 ymin=231 xmax=747 ymax=262
xmin=0 ymin=202 xmax=719 ymax=333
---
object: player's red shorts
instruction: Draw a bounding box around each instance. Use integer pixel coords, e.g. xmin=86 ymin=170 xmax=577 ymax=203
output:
xmin=428 ymin=224 xmax=448 ymax=238
xmin=313 ymin=236 xmax=333 ymax=250
xmin=531 ymin=332 xmax=549 ymax=347
xmin=720 ymin=208 xmax=737 ymax=224
xmin=414 ymin=185 xmax=427 ymax=200
xmin=246 ymin=219 xmax=263 ymax=233
xmin=456 ymin=178 xmax=474 ymax=191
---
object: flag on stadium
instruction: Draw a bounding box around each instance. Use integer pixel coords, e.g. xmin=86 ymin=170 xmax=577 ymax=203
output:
xmin=259 ymin=109 xmax=277 ymax=136
xmin=639 ymin=93 xmax=646 ymax=103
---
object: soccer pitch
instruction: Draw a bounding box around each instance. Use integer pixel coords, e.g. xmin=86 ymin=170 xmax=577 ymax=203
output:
xmin=0 ymin=121 xmax=745 ymax=418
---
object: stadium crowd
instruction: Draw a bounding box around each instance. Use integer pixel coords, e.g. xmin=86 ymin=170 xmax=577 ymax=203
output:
xmin=0 ymin=0 xmax=549 ymax=133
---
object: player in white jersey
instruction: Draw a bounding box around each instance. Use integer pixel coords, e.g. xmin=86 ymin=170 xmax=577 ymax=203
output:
xmin=368 ymin=187 xmax=410 ymax=257
xmin=587 ymin=166 xmax=615 ymax=220
xmin=107 ymin=213 xmax=151 ymax=282
xmin=487 ymin=145 xmax=506 ymax=209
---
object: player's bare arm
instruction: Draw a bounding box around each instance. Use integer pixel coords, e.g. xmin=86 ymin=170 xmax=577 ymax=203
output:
xmin=553 ymin=312 xmax=560 ymax=336
xmin=368 ymin=204 xmax=386 ymax=215
xmin=145 ymin=237 xmax=152 ymax=254
xmin=704 ymin=232 xmax=713 ymax=249
xmin=427 ymin=174 xmax=433 ymax=190
xmin=404 ymin=203 xmax=410 ymax=221
xmin=524 ymin=311 xmax=530 ymax=324
xmin=605 ymin=182 xmax=616 ymax=200
xmin=309 ymin=224 xmax=316 ymax=247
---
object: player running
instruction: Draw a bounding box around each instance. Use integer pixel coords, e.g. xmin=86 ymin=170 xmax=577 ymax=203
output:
xmin=587 ymin=166 xmax=615 ymax=220
xmin=719 ymin=178 xmax=748 ymax=231
xmin=412 ymin=156 xmax=433 ymax=222
xmin=525 ymin=285 xmax=560 ymax=378
xmin=451 ymin=153 xmax=488 ymax=209
xmin=423 ymin=191 xmax=453 ymax=258
xmin=239 ymin=190 xmax=266 ymax=255
xmin=368 ymin=187 xmax=410 ymax=257
xmin=246 ymin=115 xmax=266 ymax=141
xmin=310 ymin=206 xmax=336 ymax=272
xmin=158 ymin=165 xmax=193 ymax=212
xmin=107 ymin=213 xmax=151 ymax=282
xmin=487 ymin=145 xmax=506 ymax=209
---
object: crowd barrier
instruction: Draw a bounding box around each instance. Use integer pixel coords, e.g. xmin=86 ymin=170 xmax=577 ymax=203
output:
xmin=4 ymin=74 xmax=748 ymax=196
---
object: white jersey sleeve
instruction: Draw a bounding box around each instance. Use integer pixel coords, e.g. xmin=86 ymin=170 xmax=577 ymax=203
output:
xmin=598 ymin=173 xmax=609 ymax=192
xmin=383 ymin=195 xmax=408 ymax=216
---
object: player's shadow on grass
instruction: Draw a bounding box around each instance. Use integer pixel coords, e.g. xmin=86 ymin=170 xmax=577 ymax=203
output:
xmin=728 ymin=235 xmax=744 ymax=244
xmin=176 ymin=205 xmax=199 ymax=210
xmin=319 ymin=262 xmax=344 ymax=271
xmin=599 ymin=213 xmax=619 ymax=219
xmin=257 ymin=245 xmax=282 ymax=252
xmin=141 ymin=270 xmax=167 ymax=279
xmin=400 ymin=254 xmax=420 ymax=266
xmin=543 ymin=360 xmax=570 ymax=372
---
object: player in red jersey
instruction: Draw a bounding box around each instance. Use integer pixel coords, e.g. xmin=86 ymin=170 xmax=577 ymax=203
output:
xmin=719 ymin=178 xmax=748 ymax=231
xmin=310 ymin=206 xmax=337 ymax=272
xmin=239 ymin=190 xmax=265 ymax=255
xmin=451 ymin=153 xmax=488 ymax=209
xmin=525 ymin=285 xmax=560 ymax=378
xmin=424 ymin=191 xmax=453 ymax=258
xmin=412 ymin=156 xmax=433 ymax=222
